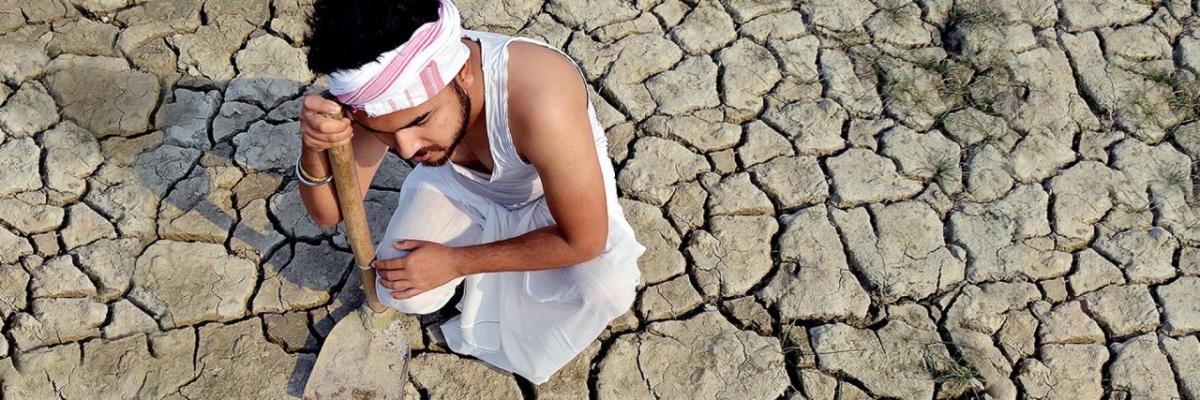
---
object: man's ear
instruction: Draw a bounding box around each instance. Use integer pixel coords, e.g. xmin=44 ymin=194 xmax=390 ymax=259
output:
xmin=454 ymin=61 xmax=474 ymax=89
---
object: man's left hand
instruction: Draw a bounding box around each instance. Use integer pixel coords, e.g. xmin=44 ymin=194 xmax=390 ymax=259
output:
xmin=372 ymin=240 xmax=466 ymax=300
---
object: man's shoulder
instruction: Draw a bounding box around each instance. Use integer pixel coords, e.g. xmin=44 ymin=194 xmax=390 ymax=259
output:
xmin=505 ymin=39 xmax=588 ymax=123
xmin=506 ymin=40 xmax=582 ymax=92
xmin=502 ymin=38 xmax=593 ymax=162
xmin=505 ymin=38 xmax=559 ymax=58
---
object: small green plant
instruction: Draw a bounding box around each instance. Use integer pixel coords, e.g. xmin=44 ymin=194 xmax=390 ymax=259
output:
xmin=927 ymin=152 xmax=962 ymax=184
xmin=1191 ymin=159 xmax=1200 ymax=205
xmin=1118 ymin=198 xmax=1158 ymax=215
xmin=946 ymin=2 xmax=1006 ymax=30
xmin=1129 ymin=67 xmax=1200 ymax=131
xmin=778 ymin=324 xmax=867 ymax=360
xmin=1165 ymin=117 xmax=1200 ymax=139
xmin=876 ymin=0 xmax=919 ymax=20
xmin=914 ymin=57 xmax=976 ymax=115
xmin=874 ymin=59 xmax=951 ymax=122
xmin=1155 ymin=163 xmax=1190 ymax=189
xmin=1125 ymin=88 xmax=1153 ymax=115
xmin=923 ymin=348 xmax=985 ymax=398
xmin=779 ymin=324 xmax=809 ymax=357
xmin=1117 ymin=86 xmax=1170 ymax=131
xmin=822 ymin=29 xmax=871 ymax=47
xmin=912 ymin=57 xmax=950 ymax=75
xmin=1136 ymin=68 xmax=1196 ymax=109
xmin=961 ymin=62 xmax=1026 ymax=114
xmin=978 ymin=123 xmax=1010 ymax=149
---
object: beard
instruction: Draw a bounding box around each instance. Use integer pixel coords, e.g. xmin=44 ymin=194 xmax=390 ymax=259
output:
xmin=416 ymin=80 xmax=471 ymax=167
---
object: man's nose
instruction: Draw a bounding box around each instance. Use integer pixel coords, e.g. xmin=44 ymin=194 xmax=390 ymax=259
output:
xmin=396 ymin=135 xmax=423 ymax=159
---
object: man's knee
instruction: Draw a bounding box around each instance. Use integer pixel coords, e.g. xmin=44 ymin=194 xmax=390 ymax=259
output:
xmin=375 ymin=277 xmax=458 ymax=315
xmin=377 ymin=172 xmax=483 ymax=251
xmin=380 ymin=294 xmax=447 ymax=315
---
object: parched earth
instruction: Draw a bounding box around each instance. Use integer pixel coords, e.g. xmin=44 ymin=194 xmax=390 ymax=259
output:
xmin=2 ymin=0 xmax=1200 ymax=399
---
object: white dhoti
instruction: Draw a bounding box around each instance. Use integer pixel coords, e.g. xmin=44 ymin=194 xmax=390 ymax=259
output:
xmin=372 ymin=164 xmax=644 ymax=384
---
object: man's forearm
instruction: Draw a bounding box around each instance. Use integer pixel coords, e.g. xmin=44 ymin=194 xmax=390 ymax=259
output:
xmin=452 ymin=225 xmax=601 ymax=275
xmin=297 ymin=148 xmax=343 ymax=227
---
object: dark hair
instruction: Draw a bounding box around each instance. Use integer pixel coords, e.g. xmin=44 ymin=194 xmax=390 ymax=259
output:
xmin=304 ymin=0 xmax=441 ymax=74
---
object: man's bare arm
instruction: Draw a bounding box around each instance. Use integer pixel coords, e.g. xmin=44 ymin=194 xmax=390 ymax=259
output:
xmin=296 ymin=94 xmax=391 ymax=228
xmin=373 ymin=45 xmax=608 ymax=299
xmin=452 ymin=42 xmax=608 ymax=274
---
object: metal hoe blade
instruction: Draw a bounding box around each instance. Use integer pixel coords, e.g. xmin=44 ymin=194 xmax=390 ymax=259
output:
xmin=303 ymin=306 xmax=411 ymax=400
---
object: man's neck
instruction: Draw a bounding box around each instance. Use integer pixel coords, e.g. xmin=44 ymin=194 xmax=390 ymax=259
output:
xmin=463 ymin=38 xmax=487 ymax=140
xmin=450 ymin=38 xmax=491 ymax=170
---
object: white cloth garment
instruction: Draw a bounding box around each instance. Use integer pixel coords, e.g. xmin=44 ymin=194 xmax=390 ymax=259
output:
xmin=372 ymin=30 xmax=645 ymax=384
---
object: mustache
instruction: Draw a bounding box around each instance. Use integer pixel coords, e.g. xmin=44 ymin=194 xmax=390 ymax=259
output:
xmin=413 ymin=146 xmax=445 ymax=158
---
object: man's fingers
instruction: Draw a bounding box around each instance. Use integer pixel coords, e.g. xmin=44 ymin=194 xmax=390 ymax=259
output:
xmin=315 ymin=117 xmax=350 ymax=134
xmin=314 ymin=130 xmax=352 ymax=146
xmin=301 ymin=129 xmax=344 ymax=145
xmin=392 ymin=287 xmax=425 ymax=299
xmin=393 ymin=240 xmax=423 ymax=251
xmin=378 ymin=276 xmax=411 ymax=291
xmin=303 ymin=94 xmax=341 ymax=115
xmin=371 ymin=257 xmax=406 ymax=270
xmin=301 ymin=123 xmax=351 ymax=141
xmin=377 ymin=267 xmax=408 ymax=282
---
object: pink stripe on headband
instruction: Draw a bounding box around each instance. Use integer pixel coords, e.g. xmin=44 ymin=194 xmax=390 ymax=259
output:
xmin=340 ymin=20 xmax=443 ymax=104
xmin=325 ymin=0 xmax=469 ymax=116
xmin=338 ymin=3 xmax=449 ymax=104
xmin=350 ymin=27 xmax=441 ymax=103
xmin=420 ymin=60 xmax=444 ymax=99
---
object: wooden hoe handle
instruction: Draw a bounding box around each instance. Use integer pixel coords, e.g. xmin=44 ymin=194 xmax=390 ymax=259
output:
xmin=327 ymin=143 xmax=388 ymax=313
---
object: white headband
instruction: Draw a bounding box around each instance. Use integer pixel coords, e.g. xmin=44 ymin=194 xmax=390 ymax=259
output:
xmin=327 ymin=0 xmax=470 ymax=117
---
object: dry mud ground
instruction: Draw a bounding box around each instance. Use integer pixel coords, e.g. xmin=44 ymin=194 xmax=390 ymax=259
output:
xmin=1 ymin=0 xmax=1199 ymax=399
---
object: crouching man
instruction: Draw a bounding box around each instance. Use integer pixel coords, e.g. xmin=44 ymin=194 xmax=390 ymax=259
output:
xmin=295 ymin=0 xmax=645 ymax=384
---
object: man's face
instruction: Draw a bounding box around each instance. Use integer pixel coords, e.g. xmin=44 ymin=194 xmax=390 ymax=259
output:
xmin=346 ymin=81 xmax=471 ymax=167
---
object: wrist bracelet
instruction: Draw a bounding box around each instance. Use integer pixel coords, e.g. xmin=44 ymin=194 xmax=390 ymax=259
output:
xmin=296 ymin=153 xmax=332 ymax=186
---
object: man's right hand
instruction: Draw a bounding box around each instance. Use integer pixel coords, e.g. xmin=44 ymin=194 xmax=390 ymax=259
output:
xmin=300 ymin=93 xmax=353 ymax=153
xmin=295 ymin=92 xmax=391 ymax=229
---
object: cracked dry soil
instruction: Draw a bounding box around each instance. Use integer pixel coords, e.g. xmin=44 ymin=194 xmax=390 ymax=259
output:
xmin=1 ymin=0 xmax=1200 ymax=399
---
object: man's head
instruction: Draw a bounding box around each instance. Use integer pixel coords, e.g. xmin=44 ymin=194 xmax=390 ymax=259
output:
xmin=305 ymin=0 xmax=475 ymax=166
xmin=339 ymin=78 xmax=472 ymax=167
xmin=305 ymin=0 xmax=440 ymax=76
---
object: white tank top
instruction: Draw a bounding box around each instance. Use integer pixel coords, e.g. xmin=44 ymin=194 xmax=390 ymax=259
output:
xmin=451 ymin=30 xmax=613 ymax=208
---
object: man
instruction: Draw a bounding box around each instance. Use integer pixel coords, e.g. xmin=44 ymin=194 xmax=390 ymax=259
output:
xmin=295 ymin=0 xmax=645 ymax=384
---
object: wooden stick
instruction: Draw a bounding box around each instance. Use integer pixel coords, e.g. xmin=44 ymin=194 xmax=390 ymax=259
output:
xmin=326 ymin=143 xmax=387 ymax=313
